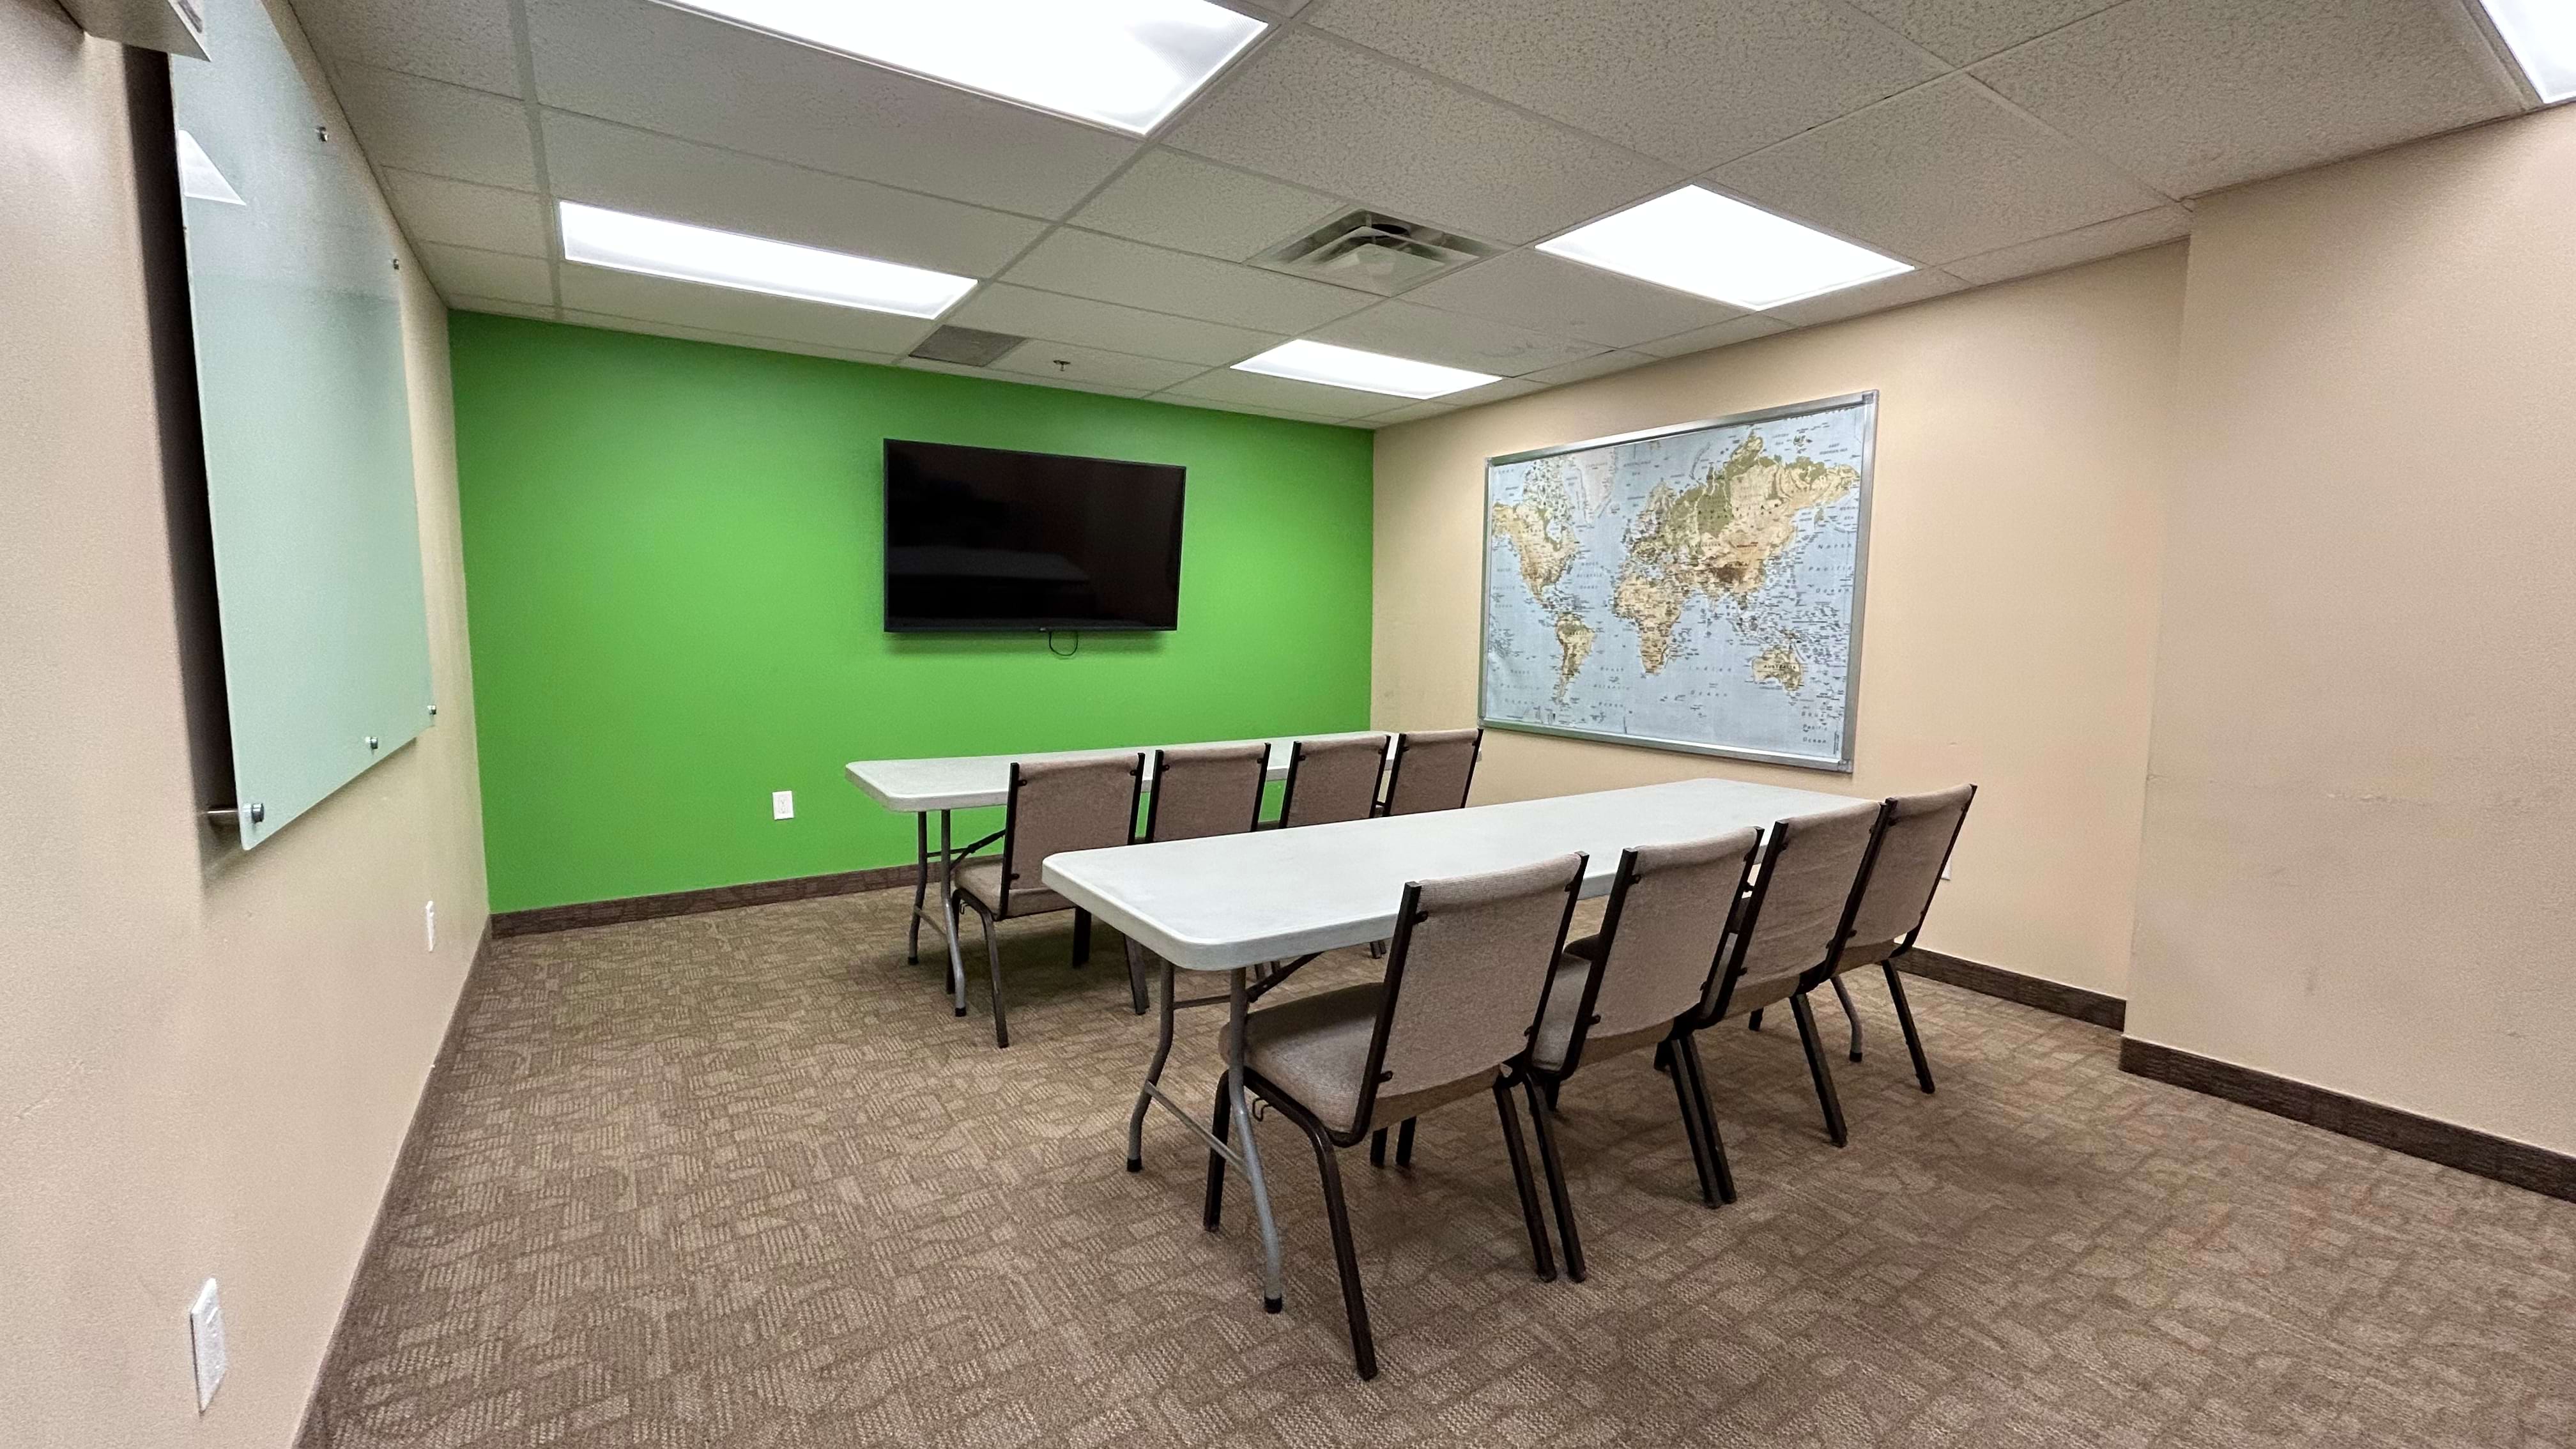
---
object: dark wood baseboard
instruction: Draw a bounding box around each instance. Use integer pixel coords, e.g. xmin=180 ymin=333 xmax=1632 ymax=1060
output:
xmin=491 ymin=863 xmax=919 ymax=937
xmin=1897 ymin=948 xmax=2127 ymax=1031
xmin=2120 ymin=1038 xmax=2576 ymax=1205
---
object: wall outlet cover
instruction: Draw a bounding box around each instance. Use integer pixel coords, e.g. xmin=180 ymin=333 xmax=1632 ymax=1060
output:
xmin=188 ymin=1278 xmax=226 ymax=1412
xmin=772 ymin=790 xmax=794 ymax=820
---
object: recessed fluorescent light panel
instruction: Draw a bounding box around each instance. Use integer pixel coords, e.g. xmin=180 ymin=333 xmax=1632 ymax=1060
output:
xmin=1538 ymin=187 xmax=1911 ymax=312
xmin=174 ymin=129 xmax=243 ymax=206
xmin=647 ymin=0 xmax=1266 ymax=135
xmin=2480 ymin=0 xmax=2576 ymax=103
xmin=558 ymin=202 xmax=976 ymax=318
xmin=1232 ymin=340 xmax=1499 ymax=400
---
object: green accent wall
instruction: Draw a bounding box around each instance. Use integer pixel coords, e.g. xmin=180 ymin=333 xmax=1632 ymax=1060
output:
xmin=449 ymin=313 xmax=1375 ymax=913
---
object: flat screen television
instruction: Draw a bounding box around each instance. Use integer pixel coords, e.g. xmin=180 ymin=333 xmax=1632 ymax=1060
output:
xmin=883 ymin=440 xmax=1185 ymax=632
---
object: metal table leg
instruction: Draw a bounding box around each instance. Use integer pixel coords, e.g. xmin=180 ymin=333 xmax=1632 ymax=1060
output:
xmin=937 ymin=809 xmax=968 ymax=1016
xmin=1128 ymin=951 xmax=1176 ymax=1172
xmin=907 ymin=811 xmax=928 ymax=963
xmin=1126 ymin=963 xmax=1288 ymax=1312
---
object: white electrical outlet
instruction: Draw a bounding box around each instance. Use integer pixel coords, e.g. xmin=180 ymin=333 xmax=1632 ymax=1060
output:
xmin=772 ymin=790 xmax=795 ymax=820
xmin=424 ymin=900 xmax=437 ymax=952
xmin=188 ymin=1278 xmax=226 ymax=1412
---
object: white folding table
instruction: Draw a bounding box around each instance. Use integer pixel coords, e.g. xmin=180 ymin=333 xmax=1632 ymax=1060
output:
xmin=1042 ymin=776 xmax=1866 ymax=1312
xmin=844 ymin=733 xmax=1392 ymax=1015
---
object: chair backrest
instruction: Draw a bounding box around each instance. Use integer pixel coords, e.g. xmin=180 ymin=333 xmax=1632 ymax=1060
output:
xmin=1561 ymin=828 xmax=1760 ymax=1072
xmin=1703 ymin=799 xmax=1887 ymax=1020
xmin=1381 ymin=728 xmax=1482 ymax=816
xmin=1000 ymin=755 xmax=1145 ymax=914
xmin=1144 ymin=742 xmax=1268 ymax=843
xmin=1843 ymin=785 xmax=1977 ymax=957
xmin=1360 ymin=853 xmax=1585 ymax=1130
xmin=1276 ymin=733 xmax=1389 ymax=828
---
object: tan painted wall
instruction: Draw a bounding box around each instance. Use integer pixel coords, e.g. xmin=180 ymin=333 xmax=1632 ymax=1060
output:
xmin=2128 ymin=106 xmax=2576 ymax=1154
xmin=0 ymin=2 xmax=487 ymax=1443
xmin=1373 ymin=247 xmax=2184 ymax=997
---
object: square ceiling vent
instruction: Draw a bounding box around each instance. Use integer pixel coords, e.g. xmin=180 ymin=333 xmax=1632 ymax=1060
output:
xmin=1252 ymin=211 xmax=1497 ymax=296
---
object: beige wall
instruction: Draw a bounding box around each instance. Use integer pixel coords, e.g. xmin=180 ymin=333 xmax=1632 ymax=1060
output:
xmin=1374 ymin=247 xmax=2184 ymax=997
xmin=2128 ymin=106 xmax=2576 ymax=1154
xmin=0 ymin=2 xmax=487 ymax=1443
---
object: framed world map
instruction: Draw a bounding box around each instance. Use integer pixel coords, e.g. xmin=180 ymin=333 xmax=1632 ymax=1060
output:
xmin=1481 ymin=392 xmax=1877 ymax=772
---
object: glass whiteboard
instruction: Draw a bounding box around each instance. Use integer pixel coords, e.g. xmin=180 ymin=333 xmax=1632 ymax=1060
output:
xmin=171 ymin=0 xmax=433 ymax=847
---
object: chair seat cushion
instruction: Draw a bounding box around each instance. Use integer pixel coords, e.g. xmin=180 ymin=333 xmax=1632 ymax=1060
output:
xmin=1563 ymin=933 xmax=1606 ymax=962
xmin=1226 ymin=983 xmax=1384 ymax=1137
xmin=1836 ymin=939 xmax=1902 ymax=972
xmin=954 ymin=859 xmax=1071 ymax=918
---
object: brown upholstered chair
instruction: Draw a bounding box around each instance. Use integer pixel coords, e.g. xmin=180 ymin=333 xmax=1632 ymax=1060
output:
xmin=1144 ymin=742 xmax=1269 ymax=843
xmin=1271 ymin=734 xmax=1388 ymax=827
xmin=1377 ymin=727 xmax=1482 ymax=815
xmin=1680 ymin=800 xmax=1889 ymax=1152
xmin=1206 ymin=852 xmax=1585 ymax=1381
xmin=947 ymin=755 xmax=1143 ymax=1048
xmin=1517 ymin=829 xmax=1760 ymax=1277
xmin=1817 ymin=785 xmax=1977 ymax=1097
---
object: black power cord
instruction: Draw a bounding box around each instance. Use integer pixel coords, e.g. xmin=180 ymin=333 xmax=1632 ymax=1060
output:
xmin=1043 ymin=629 xmax=1080 ymax=658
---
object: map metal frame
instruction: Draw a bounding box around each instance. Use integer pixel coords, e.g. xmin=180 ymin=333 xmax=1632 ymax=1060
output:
xmin=1478 ymin=390 xmax=1878 ymax=774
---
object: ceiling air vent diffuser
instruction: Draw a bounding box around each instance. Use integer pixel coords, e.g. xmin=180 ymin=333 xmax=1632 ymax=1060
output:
xmin=908 ymin=325 xmax=1025 ymax=367
xmin=1253 ymin=211 xmax=1498 ymax=296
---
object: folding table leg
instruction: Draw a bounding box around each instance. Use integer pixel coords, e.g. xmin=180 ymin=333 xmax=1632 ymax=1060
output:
xmin=1226 ymin=968 xmax=1287 ymax=1312
xmin=907 ymin=812 xmax=928 ymax=964
xmin=938 ymin=810 xmax=967 ymax=1017
xmin=1128 ymin=956 xmax=1177 ymax=1171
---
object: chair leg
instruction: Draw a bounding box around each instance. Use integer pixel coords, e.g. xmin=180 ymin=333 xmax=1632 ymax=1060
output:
xmin=1789 ymin=993 xmax=1849 ymax=1147
xmin=1071 ymin=908 xmax=1091 ymax=967
xmin=1296 ymin=1118 xmax=1378 ymax=1381
xmin=1747 ymin=1008 xmax=1763 ymax=1032
xmin=1202 ymin=1075 xmax=1230 ymax=1230
xmin=1395 ymin=1117 xmax=1416 ymax=1167
xmin=1491 ymin=1080 xmax=1557 ymax=1283
xmin=1666 ymin=1032 xmax=1724 ymax=1206
xmin=976 ymin=905 xmax=1010 ymax=1048
xmin=1675 ymin=1032 xmax=1737 ymax=1205
xmin=1125 ymin=944 xmax=1150 ymax=1015
xmin=1830 ymin=974 xmax=1863 ymax=1062
xmin=1522 ymin=1075 xmax=1585 ymax=1282
xmin=1368 ymin=1128 xmax=1387 ymax=1166
xmin=1883 ymin=962 xmax=1935 ymax=1094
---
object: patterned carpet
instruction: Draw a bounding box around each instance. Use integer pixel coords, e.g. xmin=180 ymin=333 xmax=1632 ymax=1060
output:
xmin=300 ymin=890 xmax=2575 ymax=1448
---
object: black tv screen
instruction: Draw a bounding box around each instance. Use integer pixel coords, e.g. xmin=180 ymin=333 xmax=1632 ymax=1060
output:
xmin=883 ymin=440 xmax=1185 ymax=632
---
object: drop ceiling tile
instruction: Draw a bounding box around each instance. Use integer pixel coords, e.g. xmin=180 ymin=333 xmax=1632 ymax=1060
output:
xmin=1764 ymin=267 xmax=1965 ymax=326
xmin=1843 ymin=0 xmax=2123 ymax=66
xmin=950 ymin=285 xmax=1278 ymax=367
xmin=1310 ymin=0 xmax=1943 ymax=172
xmin=1710 ymin=76 xmax=2172 ymax=266
xmin=540 ymin=112 xmax=1045 ymax=277
xmin=1001 ymin=229 xmax=1373 ymax=334
xmin=985 ymin=341 xmax=1208 ymax=392
xmin=557 ymin=265 xmax=942 ymax=355
xmin=1160 ymin=397 xmax=1355 ymax=426
xmin=418 ymin=243 xmax=554 ymax=305
xmin=381 ymin=169 xmax=548 ymax=256
xmin=296 ymin=0 xmax=522 ymax=95
xmin=1632 ymin=314 xmax=1793 ymax=358
xmin=1521 ymin=350 xmax=1658 ymax=387
xmin=560 ymin=309 xmax=900 ymax=365
xmin=524 ymin=0 xmax=1136 ymax=217
xmin=1068 ymin=150 xmax=1348 ymax=263
xmin=1310 ymin=299 xmax=1601 ymax=376
xmin=1972 ymin=0 xmax=2522 ymax=197
xmin=1165 ymin=31 xmax=1678 ymax=245
xmin=898 ymin=357 xmax=1153 ymax=399
xmin=1358 ymin=399 xmax=1457 ymax=426
xmin=450 ymin=295 xmax=560 ymax=322
xmin=1403 ymin=249 xmax=1747 ymax=349
xmin=1162 ymin=365 xmax=1400 ymax=421
xmin=1943 ymin=205 xmax=2193 ymax=286
xmin=330 ymin=65 xmax=536 ymax=190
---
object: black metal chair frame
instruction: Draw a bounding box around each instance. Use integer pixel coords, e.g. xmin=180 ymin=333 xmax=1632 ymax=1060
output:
xmin=948 ymin=756 xmax=1144 ymax=1049
xmin=1204 ymin=866 xmax=1583 ymax=1381
xmin=1512 ymin=837 xmax=1759 ymax=1280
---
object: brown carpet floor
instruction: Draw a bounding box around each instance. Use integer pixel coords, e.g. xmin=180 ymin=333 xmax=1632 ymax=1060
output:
xmin=301 ymin=890 xmax=2575 ymax=1448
